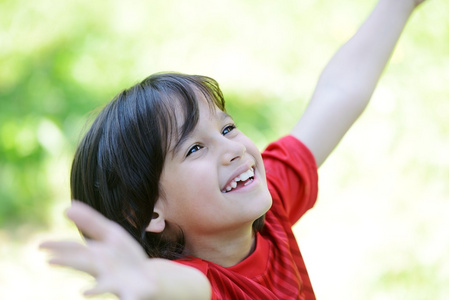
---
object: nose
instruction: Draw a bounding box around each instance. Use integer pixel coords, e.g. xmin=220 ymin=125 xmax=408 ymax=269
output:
xmin=220 ymin=137 xmax=246 ymax=165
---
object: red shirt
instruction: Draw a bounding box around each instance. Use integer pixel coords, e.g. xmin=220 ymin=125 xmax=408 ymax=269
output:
xmin=177 ymin=136 xmax=318 ymax=299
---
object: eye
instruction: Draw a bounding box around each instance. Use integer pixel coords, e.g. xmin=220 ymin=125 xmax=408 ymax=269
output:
xmin=186 ymin=144 xmax=203 ymax=157
xmin=222 ymin=124 xmax=236 ymax=135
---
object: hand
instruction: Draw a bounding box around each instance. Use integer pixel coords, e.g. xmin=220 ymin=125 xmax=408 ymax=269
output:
xmin=390 ymin=0 xmax=428 ymax=9
xmin=40 ymin=201 xmax=159 ymax=300
xmin=414 ymin=0 xmax=427 ymax=7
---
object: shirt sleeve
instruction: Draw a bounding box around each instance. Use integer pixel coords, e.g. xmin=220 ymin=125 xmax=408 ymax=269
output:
xmin=262 ymin=135 xmax=319 ymax=224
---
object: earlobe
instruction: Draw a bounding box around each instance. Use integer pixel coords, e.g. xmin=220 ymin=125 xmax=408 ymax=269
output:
xmin=145 ymin=202 xmax=166 ymax=233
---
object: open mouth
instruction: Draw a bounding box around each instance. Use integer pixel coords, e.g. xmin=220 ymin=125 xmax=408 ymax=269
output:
xmin=221 ymin=167 xmax=255 ymax=193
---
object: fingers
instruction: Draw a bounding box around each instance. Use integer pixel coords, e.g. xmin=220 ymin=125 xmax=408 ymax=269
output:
xmin=83 ymin=280 xmax=114 ymax=297
xmin=66 ymin=201 xmax=119 ymax=241
xmin=84 ymin=282 xmax=148 ymax=300
xmin=39 ymin=240 xmax=99 ymax=276
xmin=414 ymin=0 xmax=427 ymax=7
xmin=40 ymin=201 xmax=154 ymax=299
xmin=83 ymin=269 xmax=159 ymax=300
xmin=67 ymin=201 xmax=147 ymax=260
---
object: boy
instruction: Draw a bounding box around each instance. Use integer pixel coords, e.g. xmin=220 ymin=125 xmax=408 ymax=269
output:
xmin=41 ymin=0 xmax=429 ymax=299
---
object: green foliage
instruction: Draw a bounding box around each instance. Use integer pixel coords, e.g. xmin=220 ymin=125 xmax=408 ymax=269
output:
xmin=0 ymin=0 xmax=104 ymax=227
xmin=1 ymin=0 xmax=449 ymax=297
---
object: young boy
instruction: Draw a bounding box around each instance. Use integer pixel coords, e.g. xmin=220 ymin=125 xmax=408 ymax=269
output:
xmin=40 ymin=0 xmax=429 ymax=299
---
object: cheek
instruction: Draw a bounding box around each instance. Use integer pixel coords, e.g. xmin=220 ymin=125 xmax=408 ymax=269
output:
xmin=243 ymin=138 xmax=266 ymax=173
xmin=239 ymin=134 xmax=260 ymax=155
xmin=164 ymin=164 xmax=219 ymax=202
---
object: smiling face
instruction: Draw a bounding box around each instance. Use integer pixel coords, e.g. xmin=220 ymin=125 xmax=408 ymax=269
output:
xmin=154 ymin=94 xmax=272 ymax=252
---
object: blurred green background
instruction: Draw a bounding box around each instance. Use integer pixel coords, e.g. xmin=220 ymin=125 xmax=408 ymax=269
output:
xmin=1 ymin=0 xmax=448 ymax=299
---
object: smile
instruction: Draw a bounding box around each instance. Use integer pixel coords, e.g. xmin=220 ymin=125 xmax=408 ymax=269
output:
xmin=221 ymin=167 xmax=255 ymax=193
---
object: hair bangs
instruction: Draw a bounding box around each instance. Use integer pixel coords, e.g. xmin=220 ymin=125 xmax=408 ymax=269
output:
xmin=151 ymin=73 xmax=227 ymax=156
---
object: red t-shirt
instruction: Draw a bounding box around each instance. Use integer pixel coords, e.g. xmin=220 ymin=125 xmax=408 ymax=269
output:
xmin=177 ymin=136 xmax=319 ymax=299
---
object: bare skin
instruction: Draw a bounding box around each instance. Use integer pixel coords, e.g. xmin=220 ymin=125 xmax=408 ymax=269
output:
xmin=40 ymin=202 xmax=211 ymax=300
xmin=40 ymin=0 xmax=429 ymax=298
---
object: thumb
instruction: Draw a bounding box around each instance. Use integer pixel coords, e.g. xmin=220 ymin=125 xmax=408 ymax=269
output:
xmin=83 ymin=280 xmax=115 ymax=298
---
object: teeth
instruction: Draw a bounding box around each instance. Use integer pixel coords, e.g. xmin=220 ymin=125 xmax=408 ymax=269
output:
xmin=238 ymin=172 xmax=249 ymax=182
xmin=234 ymin=168 xmax=254 ymax=182
xmin=244 ymin=179 xmax=253 ymax=186
xmin=222 ymin=167 xmax=254 ymax=193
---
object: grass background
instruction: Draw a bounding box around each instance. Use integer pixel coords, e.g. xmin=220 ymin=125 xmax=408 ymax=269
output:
xmin=1 ymin=0 xmax=448 ymax=299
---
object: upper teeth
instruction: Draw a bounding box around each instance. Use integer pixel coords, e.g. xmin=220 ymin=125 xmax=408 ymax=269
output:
xmin=235 ymin=168 xmax=254 ymax=182
xmin=222 ymin=168 xmax=254 ymax=193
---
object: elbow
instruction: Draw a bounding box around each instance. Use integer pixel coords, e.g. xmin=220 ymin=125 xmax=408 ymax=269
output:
xmin=316 ymin=77 xmax=375 ymax=116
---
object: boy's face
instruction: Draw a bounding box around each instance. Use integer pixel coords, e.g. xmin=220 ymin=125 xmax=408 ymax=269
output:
xmin=156 ymin=95 xmax=272 ymax=250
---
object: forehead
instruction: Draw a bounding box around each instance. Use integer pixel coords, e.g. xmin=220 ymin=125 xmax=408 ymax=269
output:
xmin=167 ymin=87 xmax=228 ymax=154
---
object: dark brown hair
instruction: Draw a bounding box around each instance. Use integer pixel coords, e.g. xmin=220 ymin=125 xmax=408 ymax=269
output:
xmin=71 ymin=72 xmax=264 ymax=259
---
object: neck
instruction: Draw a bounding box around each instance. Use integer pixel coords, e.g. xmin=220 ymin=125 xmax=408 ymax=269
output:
xmin=184 ymin=227 xmax=257 ymax=267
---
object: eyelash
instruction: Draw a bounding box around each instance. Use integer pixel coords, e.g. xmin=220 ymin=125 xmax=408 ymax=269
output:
xmin=185 ymin=123 xmax=237 ymax=157
xmin=186 ymin=144 xmax=203 ymax=157
xmin=222 ymin=124 xmax=236 ymax=135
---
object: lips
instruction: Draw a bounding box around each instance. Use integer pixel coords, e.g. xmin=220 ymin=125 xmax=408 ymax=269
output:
xmin=221 ymin=167 xmax=255 ymax=193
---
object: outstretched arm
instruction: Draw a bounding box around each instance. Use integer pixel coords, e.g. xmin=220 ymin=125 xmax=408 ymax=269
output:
xmin=40 ymin=201 xmax=211 ymax=300
xmin=292 ymin=0 xmax=426 ymax=167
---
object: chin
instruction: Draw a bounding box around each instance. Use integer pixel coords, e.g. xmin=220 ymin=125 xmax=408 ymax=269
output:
xmin=253 ymin=193 xmax=272 ymax=222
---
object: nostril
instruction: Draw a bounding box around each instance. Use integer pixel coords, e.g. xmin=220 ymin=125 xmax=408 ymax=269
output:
xmin=221 ymin=139 xmax=246 ymax=164
xmin=230 ymin=156 xmax=240 ymax=162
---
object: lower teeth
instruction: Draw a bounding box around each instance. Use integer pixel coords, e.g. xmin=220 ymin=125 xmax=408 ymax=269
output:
xmin=244 ymin=178 xmax=254 ymax=186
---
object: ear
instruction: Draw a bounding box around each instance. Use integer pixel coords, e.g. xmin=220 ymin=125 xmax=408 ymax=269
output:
xmin=145 ymin=200 xmax=166 ymax=233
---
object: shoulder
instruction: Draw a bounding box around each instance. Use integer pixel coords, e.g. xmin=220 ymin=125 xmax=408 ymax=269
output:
xmin=262 ymin=135 xmax=318 ymax=191
xmin=262 ymin=135 xmax=316 ymax=169
xmin=262 ymin=135 xmax=319 ymax=224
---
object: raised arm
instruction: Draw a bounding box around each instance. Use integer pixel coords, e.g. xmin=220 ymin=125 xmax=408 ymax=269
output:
xmin=292 ymin=0 xmax=426 ymax=167
xmin=40 ymin=202 xmax=211 ymax=300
